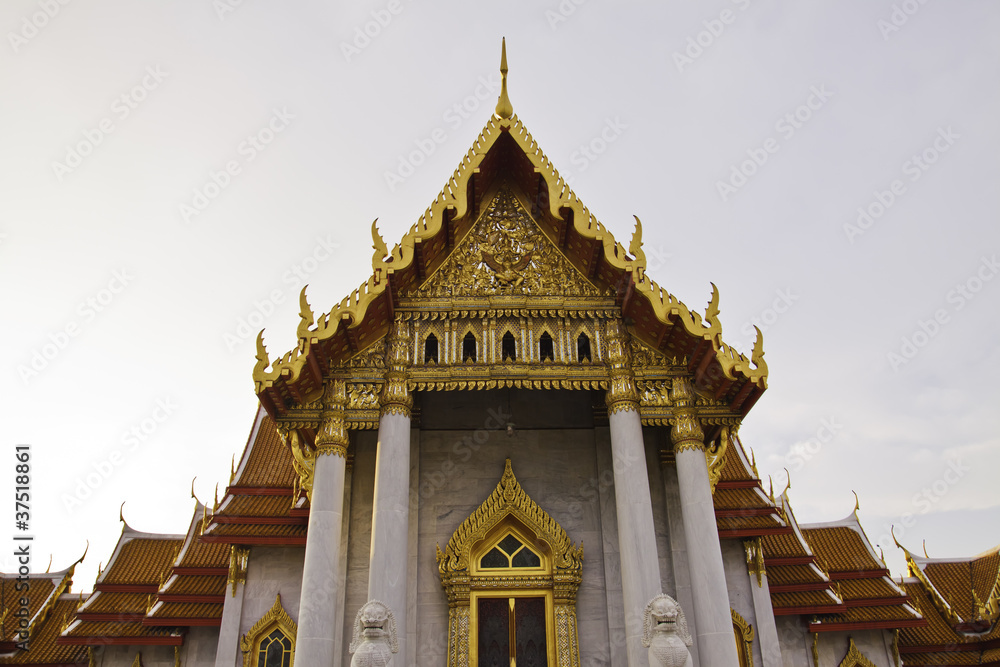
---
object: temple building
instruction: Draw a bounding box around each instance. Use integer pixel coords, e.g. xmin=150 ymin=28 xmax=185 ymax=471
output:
xmin=3 ymin=43 xmax=998 ymax=667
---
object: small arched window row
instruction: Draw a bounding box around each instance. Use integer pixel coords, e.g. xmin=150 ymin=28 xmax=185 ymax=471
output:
xmin=424 ymin=333 xmax=438 ymax=364
xmin=463 ymin=332 xmax=477 ymax=363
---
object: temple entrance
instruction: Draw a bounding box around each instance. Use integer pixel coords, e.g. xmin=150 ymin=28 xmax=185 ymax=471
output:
xmin=475 ymin=595 xmax=549 ymax=667
xmin=438 ymin=460 xmax=583 ymax=667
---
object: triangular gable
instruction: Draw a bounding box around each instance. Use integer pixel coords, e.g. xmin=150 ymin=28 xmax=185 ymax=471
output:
xmin=253 ymin=45 xmax=767 ymax=420
xmin=409 ymin=186 xmax=608 ymax=300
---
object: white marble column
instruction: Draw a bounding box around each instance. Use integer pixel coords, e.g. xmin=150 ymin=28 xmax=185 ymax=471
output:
xmin=296 ymin=380 xmax=349 ymax=667
xmin=604 ymin=319 xmax=661 ymax=666
xmin=214 ymin=552 xmax=246 ymax=667
xmin=366 ymin=318 xmax=413 ymax=662
xmin=746 ymin=542 xmax=783 ymax=667
xmin=368 ymin=411 xmax=411 ymax=658
xmin=671 ymin=377 xmax=740 ymax=667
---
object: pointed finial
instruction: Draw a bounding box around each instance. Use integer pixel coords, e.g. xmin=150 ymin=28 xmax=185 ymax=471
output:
xmin=119 ymin=501 xmax=127 ymax=525
xmin=371 ymin=219 xmax=388 ymax=267
xmin=76 ymin=541 xmax=89 ymax=566
xmin=495 ymin=38 xmax=513 ymax=120
xmin=230 ymin=455 xmax=237 ymax=485
xmin=296 ymin=286 xmax=314 ymax=340
xmin=214 ymin=483 xmax=219 ymax=512
xmin=782 ymin=467 xmax=791 ymax=495
xmin=922 ymin=539 xmax=929 ymax=558
xmin=852 ymin=490 xmax=860 ymax=514
xmin=190 ymin=477 xmax=198 ymax=500
xmin=46 ymin=553 xmax=53 ymax=573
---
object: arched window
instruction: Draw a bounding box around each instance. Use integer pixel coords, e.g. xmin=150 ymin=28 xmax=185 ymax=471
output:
xmin=539 ymin=332 xmax=554 ymax=362
xmin=240 ymin=594 xmax=297 ymax=667
xmin=502 ymin=331 xmax=517 ymax=362
xmin=424 ymin=334 xmax=438 ymax=364
xmin=577 ymin=333 xmax=591 ymax=362
xmin=462 ymin=332 xmax=477 ymax=362
xmin=257 ymin=628 xmax=293 ymax=667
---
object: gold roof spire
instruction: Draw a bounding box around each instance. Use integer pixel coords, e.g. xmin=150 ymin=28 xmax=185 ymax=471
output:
xmin=495 ymin=37 xmax=513 ymax=120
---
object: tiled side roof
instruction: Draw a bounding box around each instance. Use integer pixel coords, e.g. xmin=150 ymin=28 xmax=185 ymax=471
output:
xmin=0 ymin=597 xmax=87 ymax=665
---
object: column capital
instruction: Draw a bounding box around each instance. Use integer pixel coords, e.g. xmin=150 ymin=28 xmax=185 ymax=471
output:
xmin=380 ymin=318 xmax=413 ymax=418
xmin=604 ymin=318 xmax=639 ymax=414
xmin=670 ymin=377 xmax=705 ymax=453
xmin=316 ymin=378 xmax=349 ymax=457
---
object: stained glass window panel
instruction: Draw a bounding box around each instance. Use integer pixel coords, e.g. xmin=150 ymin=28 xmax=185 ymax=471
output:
xmin=511 ymin=547 xmax=541 ymax=568
xmin=514 ymin=597 xmax=547 ymax=667
xmin=478 ymin=598 xmax=510 ymax=667
xmin=480 ymin=547 xmax=508 ymax=569
xmin=497 ymin=534 xmax=522 ymax=555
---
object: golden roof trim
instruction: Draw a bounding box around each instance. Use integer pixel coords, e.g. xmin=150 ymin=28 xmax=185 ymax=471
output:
xmin=253 ymin=56 xmax=767 ymax=395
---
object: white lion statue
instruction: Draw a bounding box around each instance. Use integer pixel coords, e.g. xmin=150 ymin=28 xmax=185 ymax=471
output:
xmin=642 ymin=594 xmax=693 ymax=667
xmin=349 ymin=600 xmax=398 ymax=667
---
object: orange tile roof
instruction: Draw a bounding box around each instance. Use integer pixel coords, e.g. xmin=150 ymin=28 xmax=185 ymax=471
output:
xmin=97 ymin=528 xmax=183 ymax=588
xmin=147 ymin=602 xmax=222 ymax=620
xmin=802 ymin=521 xmax=885 ymax=574
xmin=230 ymin=412 xmax=297 ymax=489
xmin=160 ymin=577 xmax=226 ymax=597
xmin=215 ymin=495 xmax=297 ymax=517
xmin=0 ymin=597 xmax=87 ymax=665
xmin=0 ymin=577 xmax=55 ymax=643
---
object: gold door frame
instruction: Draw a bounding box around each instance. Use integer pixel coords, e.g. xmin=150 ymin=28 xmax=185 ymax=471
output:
xmin=437 ymin=459 xmax=583 ymax=667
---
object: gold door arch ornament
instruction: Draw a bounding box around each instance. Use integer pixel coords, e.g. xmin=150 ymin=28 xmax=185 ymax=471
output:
xmin=731 ymin=608 xmax=755 ymax=667
xmin=437 ymin=459 xmax=584 ymax=667
xmin=240 ymin=594 xmax=297 ymax=667
xmin=838 ymin=637 xmax=878 ymax=667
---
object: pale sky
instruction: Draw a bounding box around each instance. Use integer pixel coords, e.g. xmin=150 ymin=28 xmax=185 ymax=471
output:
xmin=1 ymin=1 xmax=998 ymax=589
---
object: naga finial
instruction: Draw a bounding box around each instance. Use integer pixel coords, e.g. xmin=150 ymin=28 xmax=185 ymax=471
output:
xmin=253 ymin=330 xmax=270 ymax=377
xmin=852 ymin=490 xmax=860 ymax=514
xmin=495 ymin=37 xmax=513 ymax=120
xmin=371 ymin=219 xmax=388 ymax=268
xmin=297 ymin=285 xmax=314 ymax=340
xmin=629 ymin=215 xmax=647 ymax=273
xmin=705 ymin=282 xmax=720 ymax=326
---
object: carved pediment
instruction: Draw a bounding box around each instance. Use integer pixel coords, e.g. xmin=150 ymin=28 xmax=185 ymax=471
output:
xmin=410 ymin=186 xmax=609 ymax=299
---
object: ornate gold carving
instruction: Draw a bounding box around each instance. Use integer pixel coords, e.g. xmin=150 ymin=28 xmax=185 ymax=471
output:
xmin=380 ymin=318 xmax=412 ymax=418
xmin=838 ymin=637 xmax=877 ymax=667
xmin=346 ymin=340 xmax=387 ymax=370
xmin=315 ymin=379 xmax=348 ymax=457
xmin=240 ymin=594 xmax=297 ymax=667
xmin=670 ymin=377 xmax=705 ymax=453
xmin=494 ymin=38 xmax=513 ymax=120
xmin=280 ymin=428 xmax=315 ymax=502
xmin=604 ymin=318 xmax=639 ymax=414
xmin=438 ymin=459 xmax=582 ymax=667
xmin=228 ymin=545 xmax=249 ymax=596
xmin=348 ymin=383 xmax=380 ymax=410
xmin=744 ymin=537 xmax=766 ymax=588
xmin=412 ymin=187 xmax=605 ymax=300
xmin=732 ymin=608 xmax=755 ymax=667
xmin=707 ymin=425 xmax=731 ymax=494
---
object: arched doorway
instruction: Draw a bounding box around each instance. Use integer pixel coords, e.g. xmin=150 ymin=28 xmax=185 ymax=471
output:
xmin=437 ymin=459 xmax=583 ymax=667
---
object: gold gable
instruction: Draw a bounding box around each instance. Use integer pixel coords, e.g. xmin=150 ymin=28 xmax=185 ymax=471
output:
xmin=409 ymin=186 xmax=608 ymax=300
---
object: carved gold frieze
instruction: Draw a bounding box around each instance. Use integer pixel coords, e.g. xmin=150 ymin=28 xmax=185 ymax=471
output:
xmin=410 ymin=186 xmax=609 ymax=300
xmin=315 ymin=379 xmax=348 ymax=457
xmin=604 ymin=318 xmax=639 ymax=414
xmin=380 ymin=318 xmax=413 ymax=418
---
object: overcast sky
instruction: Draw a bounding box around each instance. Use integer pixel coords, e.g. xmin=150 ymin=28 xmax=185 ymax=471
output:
xmin=1 ymin=1 xmax=997 ymax=589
